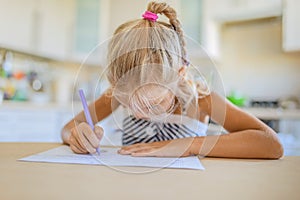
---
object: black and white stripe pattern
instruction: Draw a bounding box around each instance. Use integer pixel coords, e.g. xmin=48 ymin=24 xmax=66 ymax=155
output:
xmin=122 ymin=115 xmax=207 ymax=145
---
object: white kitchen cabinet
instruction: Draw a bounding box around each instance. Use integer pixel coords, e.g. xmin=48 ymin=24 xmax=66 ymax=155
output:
xmin=74 ymin=0 xmax=176 ymax=65
xmin=278 ymin=119 xmax=300 ymax=156
xmin=35 ymin=0 xmax=102 ymax=63
xmin=200 ymin=0 xmax=283 ymax=59
xmin=280 ymin=120 xmax=300 ymax=135
xmin=0 ymin=0 xmax=103 ymax=63
xmin=0 ymin=0 xmax=36 ymax=52
xmin=0 ymin=0 xmax=75 ymax=60
xmin=71 ymin=0 xmax=102 ymax=64
xmin=36 ymin=0 xmax=75 ymax=60
xmin=213 ymin=0 xmax=282 ymax=22
xmin=179 ymin=0 xmax=203 ymax=46
xmin=0 ymin=109 xmax=71 ymax=142
xmin=283 ymin=0 xmax=300 ymax=52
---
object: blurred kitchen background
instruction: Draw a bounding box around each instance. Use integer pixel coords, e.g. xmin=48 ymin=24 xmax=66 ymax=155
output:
xmin=0 ymin=0 xmax=300 ymax=155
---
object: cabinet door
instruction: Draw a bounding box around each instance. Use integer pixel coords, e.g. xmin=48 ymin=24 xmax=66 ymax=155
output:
xmin=37 ymin=0 xmax=75 ymax=60
xmin=0 ymin=0 xmax=36 ymax=52
xmin=180 ymin=0 xmax=202 ymax=43
xmin=212 ymin=0 xmax=282 ymax=22
xmin=0 ymin=110 xmax=58 ymax=142
xmin=283 ymin=0 xmax=300 ymax=51
xmin=74 ymin=0 xmax=99 ymax=52
xmin=279 ymin=120 xmax=300 ymax=135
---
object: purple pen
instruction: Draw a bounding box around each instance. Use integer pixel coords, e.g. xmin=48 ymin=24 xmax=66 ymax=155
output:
xmin=79 ymin=89 xmax=100 ymax=154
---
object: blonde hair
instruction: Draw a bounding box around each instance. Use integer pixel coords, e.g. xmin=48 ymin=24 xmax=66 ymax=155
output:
xmin=106 ymin=1 xmax=209 ymax=118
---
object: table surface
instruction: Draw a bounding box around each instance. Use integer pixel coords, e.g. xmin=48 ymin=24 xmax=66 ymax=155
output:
xmin=0 ymin=143 xmax=299 ymax=200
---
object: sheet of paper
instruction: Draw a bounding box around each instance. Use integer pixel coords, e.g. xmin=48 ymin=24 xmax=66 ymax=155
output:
xmin=19 ymin=146 xmax=205 ymax=170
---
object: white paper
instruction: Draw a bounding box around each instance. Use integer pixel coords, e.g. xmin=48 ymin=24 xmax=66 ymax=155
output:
xmin=19 ymin=146 xmax=205 ymax=170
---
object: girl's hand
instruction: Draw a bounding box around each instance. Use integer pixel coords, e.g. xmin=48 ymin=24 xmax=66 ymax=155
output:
xmin=118 ymin=137 xmax=196 ymax=157
xmin=68 ymin=122 xmax=103 ymax=154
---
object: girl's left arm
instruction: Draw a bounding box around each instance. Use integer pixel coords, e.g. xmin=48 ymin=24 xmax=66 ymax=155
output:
xmin=119 ymin=93 xmax=283 ymax=159
xmin=191 ymin=92 xmax=284 ymax=159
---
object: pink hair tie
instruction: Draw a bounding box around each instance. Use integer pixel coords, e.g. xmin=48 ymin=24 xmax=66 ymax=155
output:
xmin=142 ymin=11 xmax=158 ymax=22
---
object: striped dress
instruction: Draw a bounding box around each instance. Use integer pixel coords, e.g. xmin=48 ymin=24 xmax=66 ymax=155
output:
xmin=122 ymin=114 xmax=208 ymax=145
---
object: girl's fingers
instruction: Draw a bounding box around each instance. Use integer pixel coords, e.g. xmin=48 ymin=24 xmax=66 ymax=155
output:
xmin=118 ymin=148 xmax=132 ymax=155
xmin=70 ymin=143 xmax=87 ymax=154
xmin=69 ymin=132 xmax=88 ymax=154
xmin=118 ymin=144 xmax=152 ymax=155
xmin=131 ymin=148 xmax=155 ymax=157
xmin=76 ymin=123 xmax=97 ymax=153
xmin=69 ymin=123 xmax=105 ymax=154
xmin=119 ymin=140 xmax=174 ymax=157
xmin=70 ymin=123 xmax=105 ymax=154
xmin=79 ymin=123 xmax=100 ymax=148
xmin=70 ymin=144 xmax=81 ymax=154
xmin=94 ymin=125 xmax=104 ymax=141
xmin=120 ymin=143 xmax=147 ymax=151
xmin=70 ymin=129 xmax=88 ymax=153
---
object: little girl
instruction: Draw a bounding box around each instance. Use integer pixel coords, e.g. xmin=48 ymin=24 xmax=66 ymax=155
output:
xmin=61 ymin=1 xmax=283 ymax=159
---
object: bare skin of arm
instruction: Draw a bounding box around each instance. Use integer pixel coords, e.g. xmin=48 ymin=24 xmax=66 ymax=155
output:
xmin=61 ymin=88 xmax=120 ymax=153
xmin=119 ymin=92 xmax=283 ymax=159
xmin=191 ymin=92 xmax=283 ymax=159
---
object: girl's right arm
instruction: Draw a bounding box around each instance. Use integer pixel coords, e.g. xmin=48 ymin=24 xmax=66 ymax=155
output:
xmin=61 ymin=88 xmax=120 ymax=153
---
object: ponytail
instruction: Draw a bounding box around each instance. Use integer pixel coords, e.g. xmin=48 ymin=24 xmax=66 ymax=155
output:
xmin=147 ymin=1 xmax=187 ymax=65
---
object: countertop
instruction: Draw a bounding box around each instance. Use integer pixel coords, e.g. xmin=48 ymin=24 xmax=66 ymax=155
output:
xmin=0 ymin=100 xmax=82 ymax=112
xmin=243 ymin=107 xmax=300 ymax=120
xmin=0 ymin=143 xmax=299 ymax=200
xmin=1 ymin=101 xmax=300 ymax=120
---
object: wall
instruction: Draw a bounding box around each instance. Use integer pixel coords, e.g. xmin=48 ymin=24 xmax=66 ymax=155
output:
xmin=106 ymin=0 xmax=180 ymax=36
xmin=219 ymin=17 xmax=300 ymax=100
xmin=108 ymin=0 xmax=151 ymax=35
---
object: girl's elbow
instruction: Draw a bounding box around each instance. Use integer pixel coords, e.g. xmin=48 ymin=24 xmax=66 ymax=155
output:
xmin=265 ymin=134 xmax=284 ymax=159
xmin=269 ymin=140 xmax=284 ymax=159
xmin=255 ymin=129 xmax=284 ymax=159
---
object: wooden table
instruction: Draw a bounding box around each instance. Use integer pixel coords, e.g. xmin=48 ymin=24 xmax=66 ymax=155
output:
xmin=0 ymin=143 xmax=299 ymax=200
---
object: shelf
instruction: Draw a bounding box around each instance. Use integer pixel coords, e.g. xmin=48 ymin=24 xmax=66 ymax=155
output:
xmin=243 ymin=107 xmax=300 ymax=120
